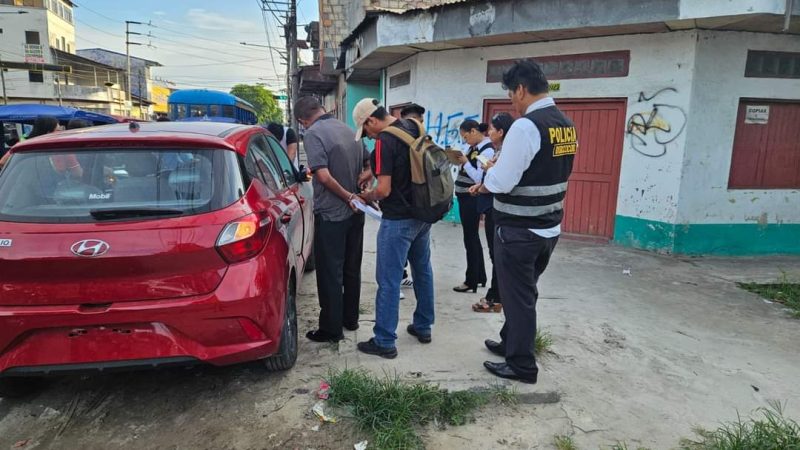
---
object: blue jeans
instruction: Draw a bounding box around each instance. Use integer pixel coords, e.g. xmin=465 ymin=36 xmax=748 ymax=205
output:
xmin=373 ymin=218 xmax=435 ymax=348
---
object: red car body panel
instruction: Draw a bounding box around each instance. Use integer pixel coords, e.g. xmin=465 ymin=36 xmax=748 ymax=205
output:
xmin=0 ymin=122 xmax=312 ymax=375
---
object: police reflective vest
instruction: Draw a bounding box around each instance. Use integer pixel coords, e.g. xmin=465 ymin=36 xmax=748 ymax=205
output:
xmin=454 ymin=141 xmax=494 ymax=194
xmin=493 ymin=106 xmax=577 ymax=229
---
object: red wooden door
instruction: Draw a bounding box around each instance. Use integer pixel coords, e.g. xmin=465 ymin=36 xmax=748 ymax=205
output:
xmin=483 ymin=98 xmax=626 ymax=239
xmin=729 ymin=101 xmax=800 ymax=189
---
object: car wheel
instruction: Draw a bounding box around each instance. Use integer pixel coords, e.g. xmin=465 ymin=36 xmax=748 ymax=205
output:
xmin=304 ymin=246 xmax=316 ymax=272
xmin=264 ymin=278 xmax=298 ymax=371
xmin=0 ymin=377 xmax=41 ymax=398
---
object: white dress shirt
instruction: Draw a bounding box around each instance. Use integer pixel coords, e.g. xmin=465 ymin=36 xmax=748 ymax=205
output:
xmin=462 ymin=137 xmax=494 ymax=184
xmin=483 ymin=97 xmax=561 ymax=238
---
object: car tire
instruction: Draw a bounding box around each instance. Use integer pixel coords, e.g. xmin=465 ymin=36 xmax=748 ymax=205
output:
xmin=264 ymin=278 xmax=298 ymax=371
xmin=0 ymin=377 xmax=41 ymax=398
xmin=304 ymin=247 xmax=316 ymax=272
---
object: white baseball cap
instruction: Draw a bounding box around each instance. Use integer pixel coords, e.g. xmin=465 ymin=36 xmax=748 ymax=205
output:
xmin=352 ymin=98 xmax=380 ymax=141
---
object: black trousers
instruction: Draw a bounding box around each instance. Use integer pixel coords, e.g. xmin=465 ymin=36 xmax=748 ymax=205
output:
xmin=495 ymin=225 xmax=558 ymax=379
xmin=314 ymin=213 xmax=365 ymax=335
xmin=457 ymin=193 xmax=486 ymax=288
xmin=484 ymin=208 xmax=500 ymax=302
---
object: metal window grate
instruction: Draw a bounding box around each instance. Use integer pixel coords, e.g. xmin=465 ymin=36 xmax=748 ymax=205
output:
xmin=745 ymin=51 xmax=800 ymax=79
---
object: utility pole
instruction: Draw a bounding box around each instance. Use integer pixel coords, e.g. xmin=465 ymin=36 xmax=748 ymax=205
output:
xmin=258 ymin=0 xmax=298 ymax=128
xmin=125 ymin=20 xmax=143 ymax=114
xmin=286 ymin=0 xmax=298 ymax=130
xmin=0 ymin=56 xmax=7 ymax=105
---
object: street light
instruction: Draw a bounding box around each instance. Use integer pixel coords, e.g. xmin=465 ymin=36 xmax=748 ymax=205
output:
xmin=0 ymin=11 xmax=29 ymax=14
xmin=240 ymin=41 xmax=288 ymax=59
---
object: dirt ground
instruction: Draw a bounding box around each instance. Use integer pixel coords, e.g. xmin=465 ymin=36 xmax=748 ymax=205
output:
xmin=1 ymin=220 xmax=799 ymax=450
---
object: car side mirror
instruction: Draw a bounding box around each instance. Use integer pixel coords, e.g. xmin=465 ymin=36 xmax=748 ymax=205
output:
xmin=296 ymin=165 xmax=312 ymax=183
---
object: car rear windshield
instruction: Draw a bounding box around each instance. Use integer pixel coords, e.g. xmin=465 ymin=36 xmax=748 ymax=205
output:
xmin=0 ymin=148 xmax=245 ymax=223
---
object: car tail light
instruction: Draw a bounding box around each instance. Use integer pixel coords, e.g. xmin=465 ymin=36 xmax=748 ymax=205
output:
xmin=216 ymin=213 xmax=269 ymax=264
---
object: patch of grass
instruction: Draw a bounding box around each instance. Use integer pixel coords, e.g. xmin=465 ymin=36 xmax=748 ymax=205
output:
xmin=535 ymin=329 xmax=553 ymax=355
xmin=608 ymin=443 xmax=651 ymax=450
xmin=554 ymin=434 xmax=577 ymax=450
xmin=679 ymin=401 xmax=800 ymax=450
xmin=490 ymin=383 xmax=518 ymax=406
xmin=326 ymin=368 xmax=494 ymax=449
xmin=739 ymin=272 xmax=800 ymax=318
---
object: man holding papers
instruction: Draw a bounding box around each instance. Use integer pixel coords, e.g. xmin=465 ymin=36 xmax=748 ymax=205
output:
xmin=295 ymin=97 xmax=373 ymax=343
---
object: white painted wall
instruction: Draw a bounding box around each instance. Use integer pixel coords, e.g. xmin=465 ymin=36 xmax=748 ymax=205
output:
xmin=678 ymin=0 xmax=791 ymax=18
xmin=0 ymin=7 xmax=55 ymax=100
xmin=385 ymin=31 xmax=699 ymax=224
xmin=46 ymin=10 xmax=75 ymax=54
xmin=678 ymin=30 xmax=800 ymax=226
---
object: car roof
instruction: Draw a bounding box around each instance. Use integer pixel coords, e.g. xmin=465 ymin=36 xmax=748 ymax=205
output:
xmin=11 ymin=122 xmax=262 ymax=153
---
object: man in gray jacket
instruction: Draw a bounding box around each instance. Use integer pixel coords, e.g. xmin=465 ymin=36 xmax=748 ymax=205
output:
xmin=294 ymin=96 xmax=372 ymax=343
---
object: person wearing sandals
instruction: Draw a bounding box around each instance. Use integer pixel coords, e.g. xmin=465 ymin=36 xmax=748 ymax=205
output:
xmin=452 ymin=120 xmax=493 ymax=294
xmin=471 ymin=112 xmax=515 ymax=313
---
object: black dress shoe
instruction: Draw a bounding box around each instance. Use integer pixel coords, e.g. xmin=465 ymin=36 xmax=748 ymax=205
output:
xmin=406 ymin=324 xmax=432 ymax=344
xmin=357 ymin=338 xmax=398 ymax=359
xmin=344 ymin=323 xmax=359 ymax=331
xmin=484 ymin=339 xmax=505 ymax=357
xmin=306 ymin=330 xmax=344 ymax=343
xmin=483 ymin=361 xmax=537 ymax=384
xmin=453 ymin=283 xmax=477 ymax=293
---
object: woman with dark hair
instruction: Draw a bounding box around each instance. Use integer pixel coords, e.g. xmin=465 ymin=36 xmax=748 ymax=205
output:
xmin=452 ymin=119 xmax=494 ymax=293
xmin=471 ymin=112 xmax=515 ymax=312
xmin=27 ymin=115 xmax=59 ymax=139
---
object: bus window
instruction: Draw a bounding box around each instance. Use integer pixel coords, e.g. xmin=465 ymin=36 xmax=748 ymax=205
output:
xmin=190 ymin=105 xmax=206 ymax=117
xmin=177 ymin=104 xmax=187 ymax=119
xmin=209 ymin=105 xmax=220 ymax=117
xmin=222 ymin=105 xmax=235 ymax=118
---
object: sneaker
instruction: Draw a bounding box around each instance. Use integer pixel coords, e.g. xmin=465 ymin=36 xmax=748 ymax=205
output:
xmin=357 ymin=338 xmax=398 ymax=359
xmin=400 ymin=277 xmax=414 ymax=289
xmin=399 ymin=291 xmax=406 ymax=300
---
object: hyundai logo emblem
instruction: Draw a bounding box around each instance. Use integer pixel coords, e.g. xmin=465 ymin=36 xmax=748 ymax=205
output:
xmin=71 ymin=239 xmax=110 ymax=257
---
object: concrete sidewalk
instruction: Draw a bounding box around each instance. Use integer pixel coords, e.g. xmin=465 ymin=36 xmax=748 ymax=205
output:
xmin=1 ymin=219 xmax=798 ymax=449
xmin=316 ymin=219 xmax=800 ymax=448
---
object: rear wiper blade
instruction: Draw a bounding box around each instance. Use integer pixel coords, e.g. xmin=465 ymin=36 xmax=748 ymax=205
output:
xmin=90 ymin=208 xmax=184 ymax=220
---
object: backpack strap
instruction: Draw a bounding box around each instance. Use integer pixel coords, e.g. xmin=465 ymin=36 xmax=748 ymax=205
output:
xmin=381 ymin=125 xmax=417 ymax=147
xmin=408 ymin=118 xmax=426 ymax=138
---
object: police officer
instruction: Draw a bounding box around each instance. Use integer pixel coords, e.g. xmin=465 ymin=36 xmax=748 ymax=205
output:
xmin=471 ymin=60 xmax=577 ymax=383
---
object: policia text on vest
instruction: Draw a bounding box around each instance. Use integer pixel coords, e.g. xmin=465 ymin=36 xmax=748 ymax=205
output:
xmin=549 ymin=126 xmax=578 ymax=157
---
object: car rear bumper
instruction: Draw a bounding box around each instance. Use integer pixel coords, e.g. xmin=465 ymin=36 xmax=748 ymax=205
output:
xmin=0 ymin=259 xmax=288 ymax=376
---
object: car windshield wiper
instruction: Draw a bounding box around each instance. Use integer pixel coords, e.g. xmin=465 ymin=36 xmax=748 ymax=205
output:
xmin=89 ymin=208 xmax=184 ymax=220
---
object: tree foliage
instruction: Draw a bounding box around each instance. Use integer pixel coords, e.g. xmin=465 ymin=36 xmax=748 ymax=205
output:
xmin=229 ymin=84 xmax=283 ymax=124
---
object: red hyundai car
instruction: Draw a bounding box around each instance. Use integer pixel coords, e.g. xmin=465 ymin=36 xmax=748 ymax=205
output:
xmin=0 ymin=122 xmax=313 ymax=397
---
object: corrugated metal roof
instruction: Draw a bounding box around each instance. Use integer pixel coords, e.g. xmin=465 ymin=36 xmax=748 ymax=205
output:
xmin=368 ymin=0 xmax=472 ymax=15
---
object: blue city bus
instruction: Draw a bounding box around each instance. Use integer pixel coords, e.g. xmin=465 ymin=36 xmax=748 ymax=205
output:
xmin=167 ymin=89 xmax=258 ymax=125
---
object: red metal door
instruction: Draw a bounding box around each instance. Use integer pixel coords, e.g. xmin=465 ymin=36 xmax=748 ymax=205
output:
xmin=483 ymin=98 xmax=626 ymax=239
xmin=729 ymin=100 xmax=800 ymax=189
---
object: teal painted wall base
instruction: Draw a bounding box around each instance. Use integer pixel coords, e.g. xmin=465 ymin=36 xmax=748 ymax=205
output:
xmin=613 ymin=215 xmax=800 ymax=256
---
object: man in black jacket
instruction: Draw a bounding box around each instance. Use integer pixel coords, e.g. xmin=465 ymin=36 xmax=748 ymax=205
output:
xmin=472 ymin=60 xmax=577 ymax=383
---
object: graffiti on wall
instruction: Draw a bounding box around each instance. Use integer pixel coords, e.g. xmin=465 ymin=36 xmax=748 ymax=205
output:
xmin=626 ymin=88 xmax=687 ymax=158
xmin=425 ymin=110 xmax=480 ymax=147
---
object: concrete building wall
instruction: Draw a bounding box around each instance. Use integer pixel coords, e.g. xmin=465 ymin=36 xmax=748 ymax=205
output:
xmin=670 ymin=30 xmax=800 ymax=254
xmin=0 ymin=7 xmax=53 ymax=99
xmin=385 ymin=31 xmax=698 ymax=227
xmin=383 ymin=29 xmax=799 ymax=254
xmin=46 ymin=10 xmax=75 ymax=53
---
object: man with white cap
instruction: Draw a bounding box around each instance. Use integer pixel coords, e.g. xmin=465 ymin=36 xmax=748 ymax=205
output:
xmin=352 ymin=98 xmax=436 ymax=359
